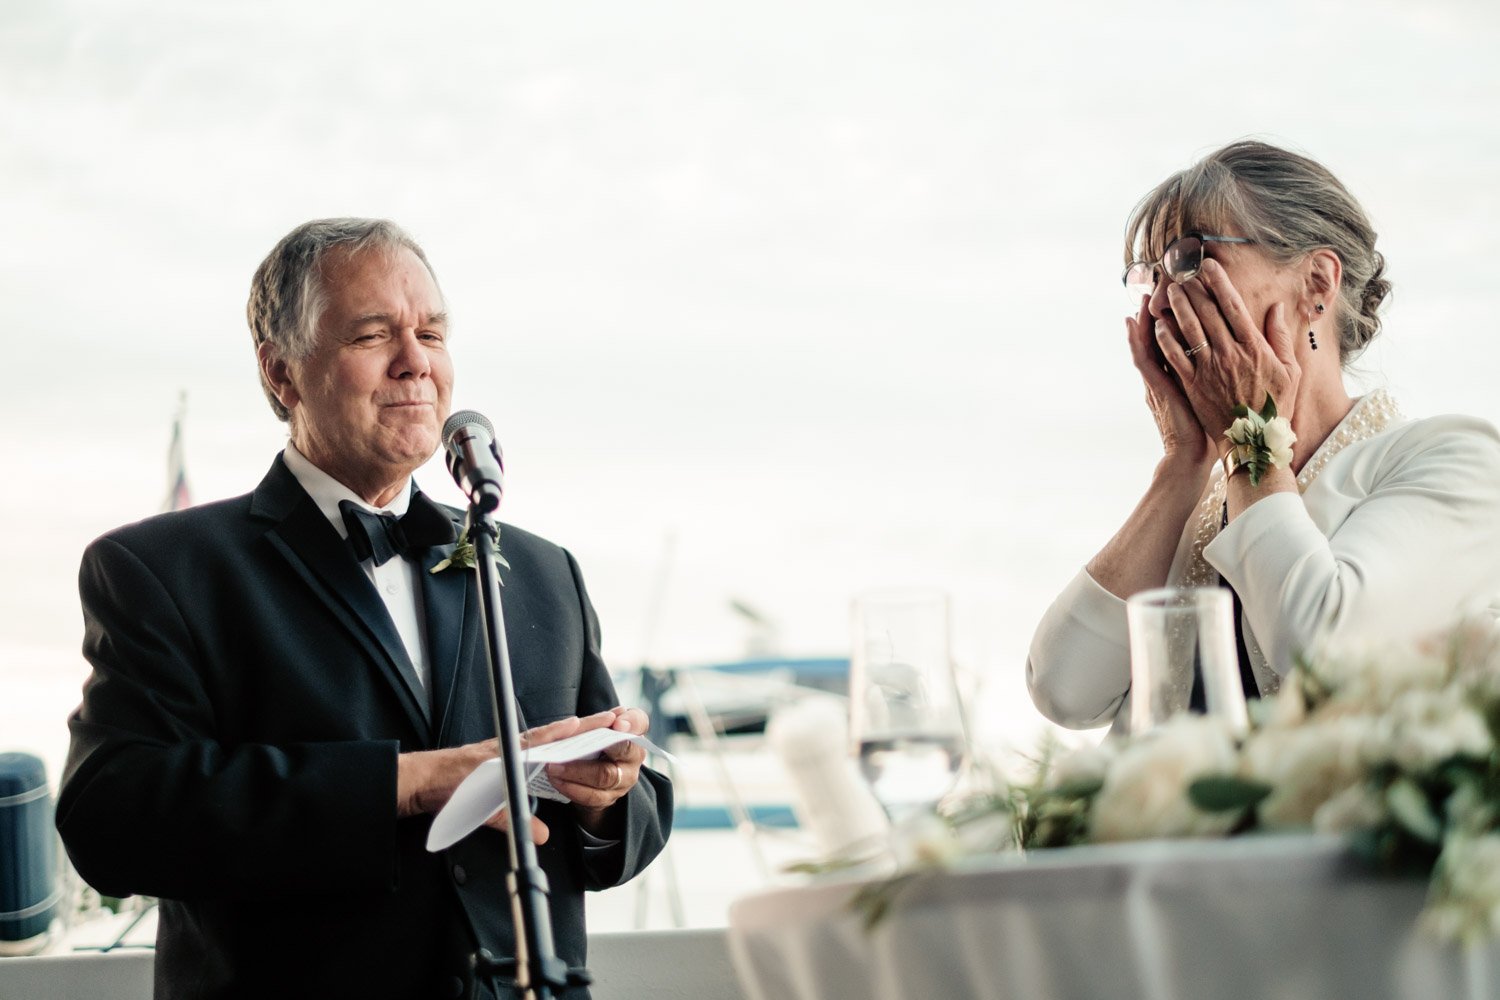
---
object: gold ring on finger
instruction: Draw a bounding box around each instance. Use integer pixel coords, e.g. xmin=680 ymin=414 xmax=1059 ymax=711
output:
xmin=1185 ymin=340 xmax=1210 ymax=357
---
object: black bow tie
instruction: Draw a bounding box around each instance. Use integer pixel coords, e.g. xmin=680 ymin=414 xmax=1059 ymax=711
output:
xmin=339 ymin=493 xmax=459 ymax=566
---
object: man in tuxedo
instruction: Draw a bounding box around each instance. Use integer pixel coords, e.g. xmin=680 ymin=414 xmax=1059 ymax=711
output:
xmin=56 ymin=219 xmax=672 ymax=999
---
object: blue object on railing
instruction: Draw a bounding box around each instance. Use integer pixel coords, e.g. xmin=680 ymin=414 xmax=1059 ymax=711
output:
xmin=672 ymin=804 xmax=800 ymax=830
xmin=0 ymin=752 xmax=60 ymax=952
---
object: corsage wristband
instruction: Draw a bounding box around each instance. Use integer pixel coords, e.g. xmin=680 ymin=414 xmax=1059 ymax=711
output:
xmin=1223 ymin=394 xmax=1296 ymax=487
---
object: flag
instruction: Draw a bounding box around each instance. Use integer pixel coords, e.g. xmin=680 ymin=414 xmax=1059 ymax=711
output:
xmin=164 ymin=393 xmax=192 ymax=512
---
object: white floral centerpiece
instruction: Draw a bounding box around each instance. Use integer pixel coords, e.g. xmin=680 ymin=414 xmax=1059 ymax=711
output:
xmin=847 ymin=619 xmax=1500 ymax=940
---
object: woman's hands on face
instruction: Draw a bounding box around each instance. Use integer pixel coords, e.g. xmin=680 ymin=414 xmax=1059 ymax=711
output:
xmin=1127 ymin=292 xmax=1215 ymax=468
xmin=1156 ymin=258 xmax=1301 ymax=451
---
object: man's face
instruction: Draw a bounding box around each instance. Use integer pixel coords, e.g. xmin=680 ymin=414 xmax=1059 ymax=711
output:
xmin=270 ymin=245 xmax=453 ymax=500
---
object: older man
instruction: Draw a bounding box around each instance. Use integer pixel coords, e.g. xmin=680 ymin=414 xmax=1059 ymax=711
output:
xmin=57 ymin=219 xmax=671 ymax=999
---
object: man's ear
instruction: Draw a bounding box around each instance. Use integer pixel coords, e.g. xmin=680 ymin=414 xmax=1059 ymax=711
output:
xmin=258 ymin=341 xmax=300 ymax=413
xmin=1307 ymin=248 xmax=1343 ymax=304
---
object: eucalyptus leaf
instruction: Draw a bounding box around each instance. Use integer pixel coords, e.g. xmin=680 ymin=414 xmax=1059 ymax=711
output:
xmin=1049 ymin=777 xmax=1105 ymax=800
xmin=1188 ymin=775 xmax=1273 ymax=813
xmin=1387 ymin=779 xmax=1443 ymax=844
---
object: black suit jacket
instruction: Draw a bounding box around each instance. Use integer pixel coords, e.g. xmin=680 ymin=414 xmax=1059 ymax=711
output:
xmin=57 ymin=456 xmax=672 ymax=999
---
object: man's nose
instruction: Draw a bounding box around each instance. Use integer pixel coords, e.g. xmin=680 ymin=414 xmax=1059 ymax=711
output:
xmin=389 ymin=329 xmax=431 ymax=379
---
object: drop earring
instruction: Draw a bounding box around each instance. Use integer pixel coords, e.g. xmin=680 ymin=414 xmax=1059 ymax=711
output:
xmin=1309 ymin=302 xmax=1325 ymax=350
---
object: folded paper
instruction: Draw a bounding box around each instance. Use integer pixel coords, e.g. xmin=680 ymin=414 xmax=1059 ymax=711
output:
xmin=427 ymin=731 xmax=674 ymax=851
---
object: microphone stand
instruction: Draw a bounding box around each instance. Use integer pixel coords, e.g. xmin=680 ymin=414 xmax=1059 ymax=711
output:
xmin=465 ymin=506 xmax=590 ymax=1000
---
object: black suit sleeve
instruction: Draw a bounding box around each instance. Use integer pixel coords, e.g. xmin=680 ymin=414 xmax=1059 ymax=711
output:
xmin=560 ymin=548 xmax=673 ymax=890
xmin=57 ymin=536 xmax=401 ymax=901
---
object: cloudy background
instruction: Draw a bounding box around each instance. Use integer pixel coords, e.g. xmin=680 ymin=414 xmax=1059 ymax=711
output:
xmin=4 ymin=0 xmax=1500 ymax=785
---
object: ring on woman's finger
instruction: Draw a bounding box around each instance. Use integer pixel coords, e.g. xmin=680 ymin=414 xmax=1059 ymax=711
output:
xmin=1185 ymin=340 xmax=1210 ymax=357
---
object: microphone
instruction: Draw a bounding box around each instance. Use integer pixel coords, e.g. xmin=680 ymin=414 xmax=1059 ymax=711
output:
xmin=442 ymin=410 xmax=504 ymax=513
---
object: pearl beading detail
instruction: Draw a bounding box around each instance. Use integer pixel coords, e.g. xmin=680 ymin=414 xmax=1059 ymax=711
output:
xmin=1180 ymin=388 xmax=1403 ymax=591
xmin=1175 ymin=389 xmax=1401 ymax=695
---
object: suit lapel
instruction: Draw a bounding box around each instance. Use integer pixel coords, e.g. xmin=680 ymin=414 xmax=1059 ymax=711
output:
xmin=418 ymin=521 xmax=470 ymax=744
xmin=251 ymin=459 xmax=433 ymax=742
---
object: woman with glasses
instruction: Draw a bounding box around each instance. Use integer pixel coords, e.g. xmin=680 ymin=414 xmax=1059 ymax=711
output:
xmin=1026 ymin=139 xmax=1500 ymax=733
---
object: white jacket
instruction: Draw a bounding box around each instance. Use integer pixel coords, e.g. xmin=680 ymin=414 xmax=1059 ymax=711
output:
xmin=1027 ymin=391 xmax=1500 ymax=732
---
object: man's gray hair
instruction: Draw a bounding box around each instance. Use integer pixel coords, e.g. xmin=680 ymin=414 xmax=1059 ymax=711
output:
xmin=247 ymin=218 xmax=442 ymax=421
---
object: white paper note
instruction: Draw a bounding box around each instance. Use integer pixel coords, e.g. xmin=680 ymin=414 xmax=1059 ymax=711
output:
xmin=426 ymin=731 xmax=674 ymax=852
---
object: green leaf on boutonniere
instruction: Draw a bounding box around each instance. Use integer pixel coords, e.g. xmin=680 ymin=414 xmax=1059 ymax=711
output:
xmin=1258 ymin=394 xmax=1278 ymax=422
xmin=1188 ymin=775 xmax=1273 ymax=813
xmin=429 ymin=527 xmax=510 ymax=579
xmin=429 ymin=535 xmax=474 ymax=575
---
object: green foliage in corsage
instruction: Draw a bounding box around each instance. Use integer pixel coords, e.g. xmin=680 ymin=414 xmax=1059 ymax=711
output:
xmin=1225 ymin=393 xmax=1297 ymax=486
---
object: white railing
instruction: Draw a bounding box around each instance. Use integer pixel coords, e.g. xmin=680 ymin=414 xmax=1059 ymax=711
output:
xmin=0 ymin=928 xmax=746 ymax=1000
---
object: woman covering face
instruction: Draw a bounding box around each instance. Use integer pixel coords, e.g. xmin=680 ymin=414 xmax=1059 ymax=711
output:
xmin=1027 ymin=139 xmax=1500 ymax=734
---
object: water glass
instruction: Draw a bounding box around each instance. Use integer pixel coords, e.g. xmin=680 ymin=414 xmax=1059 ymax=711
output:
xmin=848 ymin=590 xmax=965 ymax=819
xmin=1126 ymin=586 xmax=1248 ymax=734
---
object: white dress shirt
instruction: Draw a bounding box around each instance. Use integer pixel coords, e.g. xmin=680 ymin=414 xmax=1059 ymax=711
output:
xmin=282 ymin=444 xmax=431 ymax=690
xmin=281 ymin=445 xmax=623 ymax=846
xmin=1027 ymin=393 xmax=1500 ymax=733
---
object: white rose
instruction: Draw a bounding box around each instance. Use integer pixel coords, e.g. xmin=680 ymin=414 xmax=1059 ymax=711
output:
xmin=1303 ymin=639 xmax=1450 ymax=714
xmin=1312 ymin=783 xmax=1387 ymax=834
xmin=1262 ymin=417 xmax=1297 ymax=468
xmin=1424 ymin=834 xmax=1500 ymax=940
xmin=1090 ymin=715 xmax=1240 ymax=843
xmin=1226 ymin=415 xmax=1260 ymax=446
xmin=1050 ymin=740 xmax=1117 ymax=789
xmin=1255 ymin=672 xmax=1310 ymax=729
xmin=1241 ymin=717 xmax=1377 ymax=828
xmin=1365 ymin=688 xmax=1493 ymax=772
xmin=1443 ymin=617 xmax=1500 ymax=691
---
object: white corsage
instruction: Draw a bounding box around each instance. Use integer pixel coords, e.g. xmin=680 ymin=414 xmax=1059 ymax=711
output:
xmin=1224 ymin=395 xmax=1296 ymax=486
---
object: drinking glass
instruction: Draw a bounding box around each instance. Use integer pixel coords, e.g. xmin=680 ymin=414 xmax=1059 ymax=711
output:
xmin=1126 ymin=586 xmax=1249 ymax=734
xmin=848 ymin=590 xmax=966 ymax=819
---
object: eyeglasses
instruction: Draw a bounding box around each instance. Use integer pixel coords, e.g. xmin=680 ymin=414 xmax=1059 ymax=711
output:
xmin=1123 ymin=234 xmax=1253 ymax=304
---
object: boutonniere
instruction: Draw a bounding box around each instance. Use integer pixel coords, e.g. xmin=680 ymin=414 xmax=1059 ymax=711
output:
xmin=430 ymin=526 xmax=511 ymax=578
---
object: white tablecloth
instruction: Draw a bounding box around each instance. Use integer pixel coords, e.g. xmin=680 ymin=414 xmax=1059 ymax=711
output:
xmin=727 ymin=835 xmax=1497 ymax=1000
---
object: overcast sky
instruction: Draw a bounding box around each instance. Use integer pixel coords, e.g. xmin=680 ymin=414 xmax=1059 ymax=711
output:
xmin=4 ymin=0 xmax=1500 ymax=775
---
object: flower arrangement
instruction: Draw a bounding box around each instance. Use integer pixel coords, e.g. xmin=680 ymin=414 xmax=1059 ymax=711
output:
xmin=864 ymin=619 xmax=1500 ymax=940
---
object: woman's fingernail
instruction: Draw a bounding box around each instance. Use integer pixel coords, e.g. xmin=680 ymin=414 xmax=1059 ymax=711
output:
xmin=1155 ymin=321 xmax=1168 ymax=337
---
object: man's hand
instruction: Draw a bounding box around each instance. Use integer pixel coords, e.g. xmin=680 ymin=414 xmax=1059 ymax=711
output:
xmin=544 ymin=707 xmax=651 ymax=837
xmin=395 ymin=709 xmax=622 ymax=845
